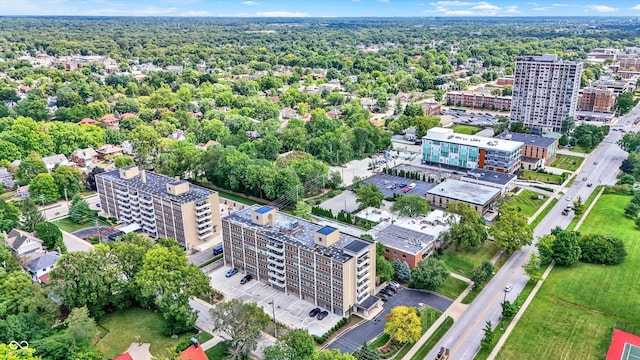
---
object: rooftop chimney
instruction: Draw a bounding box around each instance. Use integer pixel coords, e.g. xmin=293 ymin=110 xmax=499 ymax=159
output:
xmin=140 ymin=169 xmax=147 ymax=183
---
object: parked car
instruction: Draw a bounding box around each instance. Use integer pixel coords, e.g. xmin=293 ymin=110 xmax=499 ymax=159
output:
xmin=380 ymin=288 xmax=395 ymax=297
xmin=317 ymin=310 xmax=329 ymax=320
xmin=582 ymin=177 xmax=587 ymax=181
xmin=378 ymin=293 xmax=390 ymax=301
xmin=587 ymin=183 xmax=593 ymax=187
xmin=504 ymin=284 xmax=513 ymax=292
xmin=225 ymin=268 xmax=239 ymax=278
xmin=388 ymin=280 xmax=400 ymax=289
xmin=309 ymin=308 xmax=321 ymax=317
xmin=566 ymin=196 xmax=572 ymax=201
xmin=385 ymin=286 xmax=398 ymax=294
xmin=240 ymin=274 xmax=253 ymax=285
xmin=403 ymin=188 xmax=410 ymax=193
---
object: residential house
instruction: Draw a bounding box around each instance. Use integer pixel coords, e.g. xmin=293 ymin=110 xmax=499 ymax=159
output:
xmin=42 ymin=154 xmax=69 ymax=173
xmin=16 ymin=185 xmax=30 ymax=199
xmin=71 ymin=148 xmax=99 ymax=168
xmin=246 ymin=131 xmax=261 ymax=141
xmin=168 ymin=130 xmax=188 ymax=141
xmin=280 ymin=107 xmax=298 ymax=120
xmin=327 ymin=107 xmax=343 ymax=119
xmin=25 ymin=251 xmax=61 ymax=284
xmin=77 ymin=118 xmax=99 ymax=126
xmin=196 ymin=140 xmax=220 ymax=150
xmin=5 ymin=228 xmax=45 ymax=262
xmin=0 ymin=167 xmax=15 ymax=188
xmin=100 ymin=115 xmax=120 ymax=129
xmin=403 ymin=128 xmax=417 ymax=141
xmin=96 ymin=144 xmax=123 ymax=160
xmin=121 ymin=141 xmax=134 ymax=155
xmin=180 ymin=341 xmax=208 ymax=360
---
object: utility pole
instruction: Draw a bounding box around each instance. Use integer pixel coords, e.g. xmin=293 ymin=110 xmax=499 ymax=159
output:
xmin=269 ymin=301 xmax=277 ymax=338
xmin=64 ymin=188 xmax=68 ymax=205
xmin=39 ymin=194 xmax=47 ymax=220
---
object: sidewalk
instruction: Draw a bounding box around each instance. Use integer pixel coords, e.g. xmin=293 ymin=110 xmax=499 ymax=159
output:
xmin=485 ymin=186 xmax=605 ymax=360
xmin=527 ymin=193 xmax=557 ymax=225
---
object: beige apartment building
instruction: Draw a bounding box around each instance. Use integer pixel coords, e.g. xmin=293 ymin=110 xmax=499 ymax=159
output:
xmin=511 ymin=54 xmax=582 ymax=133
xmin=95 ymin=166 xmax=221 ymax=250
xmin=222 ymin=205 xmax=379 ymax=317
xmin=578 ymin=86 xmax=616 ymax=113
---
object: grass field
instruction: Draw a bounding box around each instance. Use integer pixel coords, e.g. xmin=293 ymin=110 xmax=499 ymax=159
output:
xmin=96 ymin=308 xmax=210 ymax=358
xmin=410 ymin=317 xmax=454 ymax=360
xmin=497 ymin=193 xmax=640 ymax=360
xmin=550 ymin=154 xmax=584 ymax=171
xmin=519 ymin=170 xmax=566 ymax=185
xmin=205 ymin=341 xmax=230 ymax=359
xmin=506 ymin=189 xmax=548 ymax=218
xmin=530 ymin=198 xmax=558 ymax=229
xmin=436 ymin=276 xmax=469 ymax=300
xmin=436 ymin=241 xmax=501 ymax=276
xmin=53 ymin=214 xmax=109 ymax=233
xmin=452 ymin=124 xmax=482 ymax=135
xmin=567 ymin=185 xmax=604 ymax=231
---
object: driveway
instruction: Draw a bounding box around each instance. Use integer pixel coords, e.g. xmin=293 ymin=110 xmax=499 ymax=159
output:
xmin=61 ymin=230 xmax=94 ymax=252
xmin=319 ymin=190 xmax=359 ymax=215
xmin=326 ymin=288 xmax=452 ymax=354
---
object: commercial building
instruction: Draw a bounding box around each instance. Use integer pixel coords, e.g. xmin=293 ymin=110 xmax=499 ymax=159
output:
xmin=426 ymin=179 xmax=501 ymax=215
xmin=590 ymin=79 xmax=636 ymax=96
xmin=445 ymin=91 xmax=512 ymax=111
xmin=422 ymin=127 xmax=522 ymax=174
xmin=372 ymin=224 xmax=436 ymax=269
xmin=95 ymin=166 xmax=221 ymax=250
xmin=496 ymin=132 xmax=558 ymax=170
xmin=459 ymin=169 xmax=517 ymax=195
xmin=510 ymin=54 xmax=582 ymax=133
xmin=222 ymin=205 xmax=378 ymax=317
xmin=578 ymin=86 xmax=616 ymax=113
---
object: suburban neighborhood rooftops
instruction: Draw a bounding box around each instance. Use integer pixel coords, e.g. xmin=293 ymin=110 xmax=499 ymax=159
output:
xmin=97 ymin=169 xmax=215 ymax=204
xmin=427 ymin=179 xmax=500 ymax=205
xmin=6 ymin=228 xmax=42 ymax=251
xmin=424 ymin=127 xmax=522 ymax=152
xmin=374 ymin=224 xmax=435 ymax=254
xmin=41 ymin=154 xmax=68 ymax=166
xmin=496 ymin=132 xmax=557 ymax=147
xmin=225 ymin=205 xmax=372 ymax=263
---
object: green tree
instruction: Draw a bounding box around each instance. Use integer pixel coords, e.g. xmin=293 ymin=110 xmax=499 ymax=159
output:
xmin=352 ymin=346 xmax=381 ymax=360
xmin=264 ymin=329 xmax=316 ymax=360
xmin=16 ymin=153 xmax=47 ymax=183
xmin=0 ymin=140 xmax=21 ymax=162
xmin=445 ymin=202 xmax=488 ymax=249
xmin=550 ymin=230 xmax=581 ymax=266
xmin=29 ymin=174 xmax=60 ymax=203
xmin=0 ymin=199 xmax=21 ymax=233
xmin=560 ymin=117 xmax=575 ymax=134
xmin=618 ymin=131 xmax=640 ymax=153
xmin=481 ymin=320 xmax=494 ymax=348
xmin=384 ymin=306 xmax=421 ymax=344
xmin=376 ymin=255 xmax=394 ymax=283
xmin=355 ymin=183 xmax=384 ymax=208
xmin=209 ymin=299 xmax=270 ymax=359
xmin=0 ymin=342 xmax=41 ymax=360
xmin=522 ymin=253 xmax=543 ymax=282
xmin=14 ymin=94 xmax=50 ymax=121
xmin=69 ymin=195 xmax=93 ymax=224
xmin=64 ymin=306 xmax=97 ymax=350
xmin=390 ymin=195 xmax=431 ymax=217
xmin=392 ymin=259 xmax=411 ymax=283
xmin=617 ymin=174 xmax=635 ymax=185
xmin=470 ymin=260 xmax=494 ymax=289
xmin=52 ymin=165 xmax=83 ymax=199
xmin=572 ymin=196 xmax=584 ymax=216
xmin=578 ymin=234 xmax=627 ymax=265
xmin=624 ymin=201 xmax=640 ymax=218
xmin=489 ymin=204 xmax=533 ymax=253
xmin=129 ymin=124 xmax=159 ymax=167
xmin=501 ymin=300 xmax=517 ymax=318
xmin=114 ymin=155 xmax=135 ymax=168
xmin=616 ymin=92 xmax=637 ymax=115
xmin=35 ymin=221 xmax=66 ymax=252
xmin=293 ymin=201 xmax=312 ymax=220
xmin=314 ymin=349 xmax=356 ymax=360
xmin=409 ymin=257 xmax=449 ymax=290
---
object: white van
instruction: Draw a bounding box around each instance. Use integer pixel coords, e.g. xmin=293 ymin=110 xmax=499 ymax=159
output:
xmin=408 ymin=183 xmax=416 ymax=189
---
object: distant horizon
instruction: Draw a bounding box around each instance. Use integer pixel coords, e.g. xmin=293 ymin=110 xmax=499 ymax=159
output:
xmin=2 ymin=0 xmax=640 ymax=18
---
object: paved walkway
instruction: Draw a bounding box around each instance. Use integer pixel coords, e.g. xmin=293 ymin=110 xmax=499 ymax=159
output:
xmin=527 ymin=193 xmax=557 ymax=225
xmin=485 ymin=185 xmax=605 ymax=360
xmin=123 ymin=343 xmax=152 ymax=360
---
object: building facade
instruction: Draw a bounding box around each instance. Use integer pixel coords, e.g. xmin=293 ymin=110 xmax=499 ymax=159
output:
xmin=422 ymin=127 xmax=522 ymax=173
xmin=95 ymin=166 xmax=221 ymax=250
xmin=511 ymin=54 xmax=583 ymax=133
xmin=426 ymin=179 xmax=501 ymax=215
xmin=445 ymin=91 xmax=512 ymax=111
xmin=373 ymin=224 xmax=436 ymax=269
xmin=222 ymin=205 xmax=378 ymax=317
xmin=496 ymin=132 xmax=558 ymax=169
xmin=578 ymin=86 xmax=616 ymax=113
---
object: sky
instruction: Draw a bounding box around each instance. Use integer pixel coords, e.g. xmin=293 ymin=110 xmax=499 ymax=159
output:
xmin=2 ymin=0 xmax=640 ymax=17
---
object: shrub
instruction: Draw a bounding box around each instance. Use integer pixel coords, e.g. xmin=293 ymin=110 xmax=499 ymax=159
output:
xmin=313 ymin=317 xmax=348 ymax=344
xmin=579 ymin=234 xmax=627 ymax=265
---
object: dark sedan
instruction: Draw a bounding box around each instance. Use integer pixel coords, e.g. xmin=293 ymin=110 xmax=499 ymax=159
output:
xmin=317 ymin=310 xmax=329 ymax=320
xmin=309 ymin=308 xmax=321 ymax=317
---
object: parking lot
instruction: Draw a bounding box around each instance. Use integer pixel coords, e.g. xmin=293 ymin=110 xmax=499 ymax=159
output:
xmin=319 ymin=190 xmax=360 ymax=215
xmin=362 ymin=174 xmax=436 ymax=198
xmin=443 ymin=110 xmax=502 ymax=127
xmin=210 ymin=266 xmax=341 ymax=336
xmin=326 ymin=288 xmax=452 ymax=354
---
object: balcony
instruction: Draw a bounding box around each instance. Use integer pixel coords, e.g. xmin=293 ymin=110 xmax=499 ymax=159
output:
xmin=267 ymin=257 xmax=284 ymax=265
xmin=269 ymin=277 xmax=285 ymax=287
xmin=268 ymin=271 xmax=285 ymax=282
xmin=199 ymin=231 xmax=214 ymax=240
xmin=358 ymin=264 xmax=369 ymax=276
xmin=357 ymin=255 xmax=369 ymax=265
xmin=115 ymin=187 xmax=128 ymax=195
xmin=140 ymin=206 xmax=154 ymax=215
xmin=268 ymin=264 xmax=285 ymax=273
xmin=195 ymin=203 xmax=210 ymax=211
xmin=195 ymin=206 xmax=211 ymax=217
xmin=197 ymin=219 xmax=213 ymax=228
xmin=139 ymin=197 xmax=153 ymax=205
xmin=197 ymin=225 xmax=212 ymax=235
xmin=266 ymin=243 xmax=284 ymax=253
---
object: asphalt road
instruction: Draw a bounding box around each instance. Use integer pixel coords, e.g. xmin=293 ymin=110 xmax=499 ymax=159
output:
xmin=327 ymin=288 xmax=452 ymax=354
xmin=424 ymin=106 xmax=638 ymax=360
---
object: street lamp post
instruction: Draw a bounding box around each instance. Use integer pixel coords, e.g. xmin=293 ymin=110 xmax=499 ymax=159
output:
xmin=64 ymin=188 xmax=68 ymax=205
xmin=268 ymin=301 xmax=277 ymax=338
xmin=39 ymin=194 xmax=47 ymax=220
xmin=503 ymin=289 xmax=508 ymax=304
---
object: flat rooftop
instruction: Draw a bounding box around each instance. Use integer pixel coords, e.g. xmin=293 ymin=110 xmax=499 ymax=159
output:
xmin=374 ymin=224 xmax=435 ymax=255
xmin=496 ymin=132 xmax=557 ymax=148
xmin=97 ymin=168 xmax=215 ymax=204
xmin=427 ymin=179 xmax=500 ymax=206
xmin=462 ymin=169 xmax=517 ymax=186
xmin=357 ymin=207 xmax=452 ymax=240
xmin=224 ymin=205 xmax=372 ymax=263
xmin=424 ymin=127 xmax=522 ymax=152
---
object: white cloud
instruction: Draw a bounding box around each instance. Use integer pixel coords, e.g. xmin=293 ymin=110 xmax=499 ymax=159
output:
xmin=551 ymin=3 xmax=569 ymax=6
xmin=533 ymin=7 xmax=546 ymax=10
xmin=444 ymin=9 xmax=474 ymax=15
xmin=378 ymin=0 xmax=390 ymax=3
xmin=586 ymin=4 xmax=619 ymax=12
xmin=181 ymin=10 xmax=208 ymax=16
xmin=473 ymin=2 xmax=500 ymax=10
xmin=430 ymin=1 xmax=475 ymax=6
xmin=504 ymin=5 xmax=519 ymax=13
xmin=632 ymin=4 xmax=640 ymax=10
xmin=425 ymin=1 xmax=518 ymax=15
xmin=255 ymin=11 xmax=310 ymax=17
xmin=241 ymin=1 xmax=259 ymax=5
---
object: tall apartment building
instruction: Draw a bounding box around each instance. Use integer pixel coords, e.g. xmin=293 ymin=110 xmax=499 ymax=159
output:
xmin=511 ymin=54 xmax=582 ymax=133
xmin=422 ymin=127 xmax=522 ymax=173
xmin=95 ymin=166 xmax=221 ymax=250
xmin=222 ymin=205 xmax=378 ymax=317
xmin=578 ymin=86 xmax=616 ymax=113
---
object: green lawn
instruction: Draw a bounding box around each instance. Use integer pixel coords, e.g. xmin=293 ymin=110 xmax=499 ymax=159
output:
xmin=506 ymin=189 xmax=548 ymax=218
xmin=549 ymin=154 xmax=584 ymax=171
xmin=0 ymin=191 xmax=15 ymax=199
xmin=410 ymin=317 xmax=454 ymax=360
xmin=53 ymin=214 xmax=108 ymax=233
xmin=436 ymin=276 xmax=469 ymax=300
xmin=497 ymin=193 xmax=640 ymax=360
xmin=452 ymin=124 xmax=482 ymax=135
xmin=567 ymin=185 xmax=604 ymax=231
xmin=569 ymin=145 xmax=592 ymax=154
xmin=436 ymin=241 xmax=501 ymax=276
xmin=530 ymin=198 xmax=558 ymax=229
xmin=205 ymin=341 xmax=230 ymax=359
xmin=96 ymin=308 xmax=210 ymax=358
xmin=519 ymin=170 xmax=566 ymax=185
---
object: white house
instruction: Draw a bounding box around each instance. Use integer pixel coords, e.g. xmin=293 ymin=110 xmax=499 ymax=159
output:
xmin=25 ymin=251 xmax=61 ymax=284
xmin=5 ymin=228 xmax=45 ymax=262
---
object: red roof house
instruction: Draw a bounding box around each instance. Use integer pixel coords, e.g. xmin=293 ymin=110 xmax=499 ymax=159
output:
xmin=180 ymin=344 xmax=208 ymax=360
xmin=78 ymin=118 xmax=99 ymax=126
xmin=113 ymin=352 xmax=134 ymax=360
xmin=607 ymin=329 xmax=640 ymax=360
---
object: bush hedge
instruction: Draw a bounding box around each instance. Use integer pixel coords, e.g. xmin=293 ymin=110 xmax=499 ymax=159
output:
xmin=313 ymin=317 xmax=348 ymax=344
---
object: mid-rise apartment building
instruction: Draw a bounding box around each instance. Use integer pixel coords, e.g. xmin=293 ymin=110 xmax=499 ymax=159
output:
xmin=511 ymin=54 xmax=582 ymax=133
xmin=496 ymin=132 xmax=558 ymax=170
xmin=578 ymin=86 xmax=616 ymax=113
xmin=222 ymin=205 xmax=378 ymax=317
xmin=96 ymin=166 xmax=221 ymax=250
xmin=422 ymin=127 xmax=522 ymax=173
xmin=445 ymin=91 xmax=512 ymax=111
